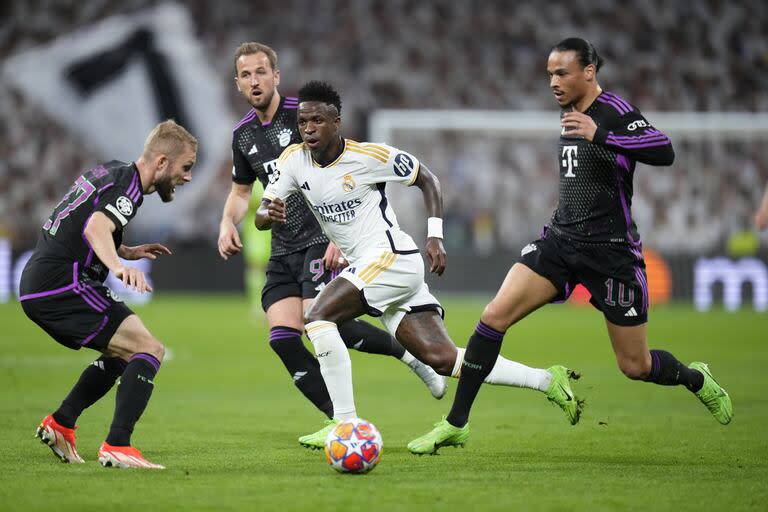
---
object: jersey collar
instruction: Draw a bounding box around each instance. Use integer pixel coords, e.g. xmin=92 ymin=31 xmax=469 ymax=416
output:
xmin=311 ymin=138 xmax=347 ymax=168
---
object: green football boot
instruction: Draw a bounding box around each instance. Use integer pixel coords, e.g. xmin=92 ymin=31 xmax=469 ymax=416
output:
xmin=298 ymin=418 xmax=340 ymax=450
xmin=689 ymin=362 xmax=732 ymax=425
xmin=545 ymin=365 xmax=584 ymax=425
xmin=407 ymin=417 xmax=470 ymax=455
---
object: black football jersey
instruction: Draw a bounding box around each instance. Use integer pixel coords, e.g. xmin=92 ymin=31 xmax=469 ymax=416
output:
xmin=231 ymin=95 xmax=328 ymax=256
xmin=21 ymin=160 xmax=143 ymax=292
xmin=550 ymin=90 xmax=675 ymax=245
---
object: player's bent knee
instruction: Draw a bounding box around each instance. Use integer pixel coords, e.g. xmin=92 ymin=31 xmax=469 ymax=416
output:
xmin=618 ymin=358 xmax=650 ymax=380
xmin=480 ymin=302 xmax=513 ymax=332
xmin=419 ymin=348 xmax=456 ymax=376
xmin=134 ymin=336 xmax=165 ymax=362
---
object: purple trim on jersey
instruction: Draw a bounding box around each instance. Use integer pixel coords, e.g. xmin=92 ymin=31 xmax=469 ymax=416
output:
xmin=233 ymin=109 xmax=257 ymax=131
xmin=130 ymin=353 xmax=161 ymax=372
xmin=98 ymin=182 xmax=115 ymax=194
xmin=606 ymin=134 xmax=670 ymax=149
xmin=127 ymin=171 xmax=143 ymax=202
xmin=19 ymin=263 xmax=79 ymax=301
xmin=615 ymin=155 xmax=641 ymax=249
xmin=602 ymin=92 xmax=632 ymax=112
xmin=82 ymin=193 xmax=101 ymax=268
xmin=261 ymin=120 xmax=272 ymax=127
xmin=475 ymin=321 xmax=504 ymax=342
xmin=608 ymin=132 xmax=667 ymax=142
xmin=596 ymin=94 xmax=630 ymax=115
xmin=81 ymin=315 xmax=110 ymax=346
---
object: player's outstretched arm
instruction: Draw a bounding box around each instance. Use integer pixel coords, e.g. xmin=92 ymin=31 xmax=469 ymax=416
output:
xmin=84 ymin=212 xmax=152 ymax=293
xmin=218 ymin=182 xmax=253 ymax=260
xmin=413 ymin=165 xmax=447 ymax=276
xmin=118 ymin=243 xmax=172 ymax=260
xmin=255 ymin=197 xmax=286 ymax=230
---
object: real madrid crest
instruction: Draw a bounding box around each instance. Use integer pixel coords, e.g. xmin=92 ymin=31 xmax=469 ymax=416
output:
xmin=342 ymin=174 xmax=356 ymax=192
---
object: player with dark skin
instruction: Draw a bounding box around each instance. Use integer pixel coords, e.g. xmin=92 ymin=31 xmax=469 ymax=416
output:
xmin=258 ymin=81 xmax=581 ymax=445
xmin=221 ymin=45 xmax=446 ymax=449
xmin=259 ymin=101 xmax=455 ymax=373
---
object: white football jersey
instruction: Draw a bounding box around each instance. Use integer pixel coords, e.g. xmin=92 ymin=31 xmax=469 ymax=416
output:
xmin=263 ymin=139 xmax=421 ymax=263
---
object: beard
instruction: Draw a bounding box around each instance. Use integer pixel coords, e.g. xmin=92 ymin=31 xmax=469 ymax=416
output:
xmin=250 ymin=89 xmax=275 ymax=110
xmin=156 ymin=175 xmax=175 ymax=202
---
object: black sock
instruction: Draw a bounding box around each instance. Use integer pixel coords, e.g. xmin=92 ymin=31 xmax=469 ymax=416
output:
xmin=269 ymin=326 xmax=333 ymax=418
xmin=106 ymin=353 xmax=160 ymax=446
xmin=338 ymin=319 xmax=406 ymax=359
xmin=446 ymin=321 xmax=504 ymax=427
xmin=645 ymin=349 xmax=704 ymax=392
xmin=53 ymin=356 xmax=127 ymax=429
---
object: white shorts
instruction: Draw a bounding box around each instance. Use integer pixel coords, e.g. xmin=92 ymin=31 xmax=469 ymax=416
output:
xmin=339 ymin=248 xmax=442 ymax=337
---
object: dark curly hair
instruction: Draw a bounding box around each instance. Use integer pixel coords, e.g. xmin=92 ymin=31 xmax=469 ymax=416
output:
xmin=298 ymin=80 xmax=342 ymax=114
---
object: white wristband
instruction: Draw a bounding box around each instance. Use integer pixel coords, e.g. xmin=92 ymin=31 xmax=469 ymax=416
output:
xmin=427 ymin=217 xmax=443 ymax=239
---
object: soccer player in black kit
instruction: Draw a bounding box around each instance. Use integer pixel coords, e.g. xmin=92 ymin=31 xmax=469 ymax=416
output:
xmin=21 ymin=120 xmax=197 ymax=468
xmin=217 ymin=42 xmax=445 ymax=448
xmin=409 ymin=38 xmax=732 ymax=455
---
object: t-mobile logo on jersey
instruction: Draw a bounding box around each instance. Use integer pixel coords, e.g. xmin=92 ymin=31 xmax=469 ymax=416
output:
xmin=562 ymin=146 xmax=578 ymax=177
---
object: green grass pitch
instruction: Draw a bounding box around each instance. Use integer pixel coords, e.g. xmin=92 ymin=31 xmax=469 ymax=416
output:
xmin=1 ymin=295 xmax=766 ymax=511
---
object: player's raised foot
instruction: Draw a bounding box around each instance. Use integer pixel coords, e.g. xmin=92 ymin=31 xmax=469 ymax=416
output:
xmin=35 ymin=414 xmax=85 ymax=464
xmin=408 ymin=359 xmax=447 ymax=399
xmin=97 ymin=442 xmax=165 ymax=469
xmin=689 ymin=362 xmax=732 ymax=425
xmin=407 ymin=417 xmax=470 ymax=455
xmin=545 ymin=365 xmax=584 ymax=425
xmin=298 ymin=418 xmax=340 ymax=450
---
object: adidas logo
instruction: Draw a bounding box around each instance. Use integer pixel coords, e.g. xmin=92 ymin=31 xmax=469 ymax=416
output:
xmin=301 ymin=181 xmax=310 ymax=191
xmin=292 ymin=371 xmax=307 ymax=382
xmin=624 ymin=307 xmax=638 ymax=317
xmin=248 ymin=144 xmax=258 ymax=155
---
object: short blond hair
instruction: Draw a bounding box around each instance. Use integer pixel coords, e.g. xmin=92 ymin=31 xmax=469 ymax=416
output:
xmin=233 ymin=42 xmax=278 ymax=76
xmin=143 ymin=120 xmax=197 ymax=159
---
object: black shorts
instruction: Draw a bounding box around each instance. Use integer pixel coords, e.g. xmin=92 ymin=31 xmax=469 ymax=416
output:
xmin=519 ymin=228 xmax=648 ymax=326
xmin=261 ymin=243 xmax=340 ymax=312
xmin=20 ymin=277 xmax=134 ymax=351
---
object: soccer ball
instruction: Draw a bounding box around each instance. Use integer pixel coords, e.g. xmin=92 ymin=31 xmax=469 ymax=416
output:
xmin=324 ymin=418 xmax=383 ymax=474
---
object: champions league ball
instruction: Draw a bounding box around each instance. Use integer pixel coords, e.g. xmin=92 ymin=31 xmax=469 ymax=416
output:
xmin=324 ymin=418 xmax=383 ymax=474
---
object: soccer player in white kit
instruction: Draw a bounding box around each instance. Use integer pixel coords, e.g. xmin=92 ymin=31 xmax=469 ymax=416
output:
xmin=258 ymin=81 xmax=584 ymax=449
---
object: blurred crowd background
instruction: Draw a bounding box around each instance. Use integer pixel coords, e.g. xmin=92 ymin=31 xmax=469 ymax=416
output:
xmin=2 ymin=0 xmax=767 ymax=256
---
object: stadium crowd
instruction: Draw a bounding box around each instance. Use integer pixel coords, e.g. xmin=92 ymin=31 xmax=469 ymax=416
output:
xmin=1 ymin=0 xmax=766 ymax=252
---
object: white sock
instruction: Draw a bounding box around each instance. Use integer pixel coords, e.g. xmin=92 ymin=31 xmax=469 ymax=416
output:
xmin=484 ymin=355 xmax=551 ymax=391
xmin=400 ymin=350 xmax=416 ymax=365
xmin=305 ymin=320 xmax=356 ymax=420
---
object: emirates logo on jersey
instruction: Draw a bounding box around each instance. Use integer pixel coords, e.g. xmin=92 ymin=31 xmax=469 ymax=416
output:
xmin=342 ymin=174 xmax=356 ymax=192
xmin=278 ymin=128 xmax=292 ymax=147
